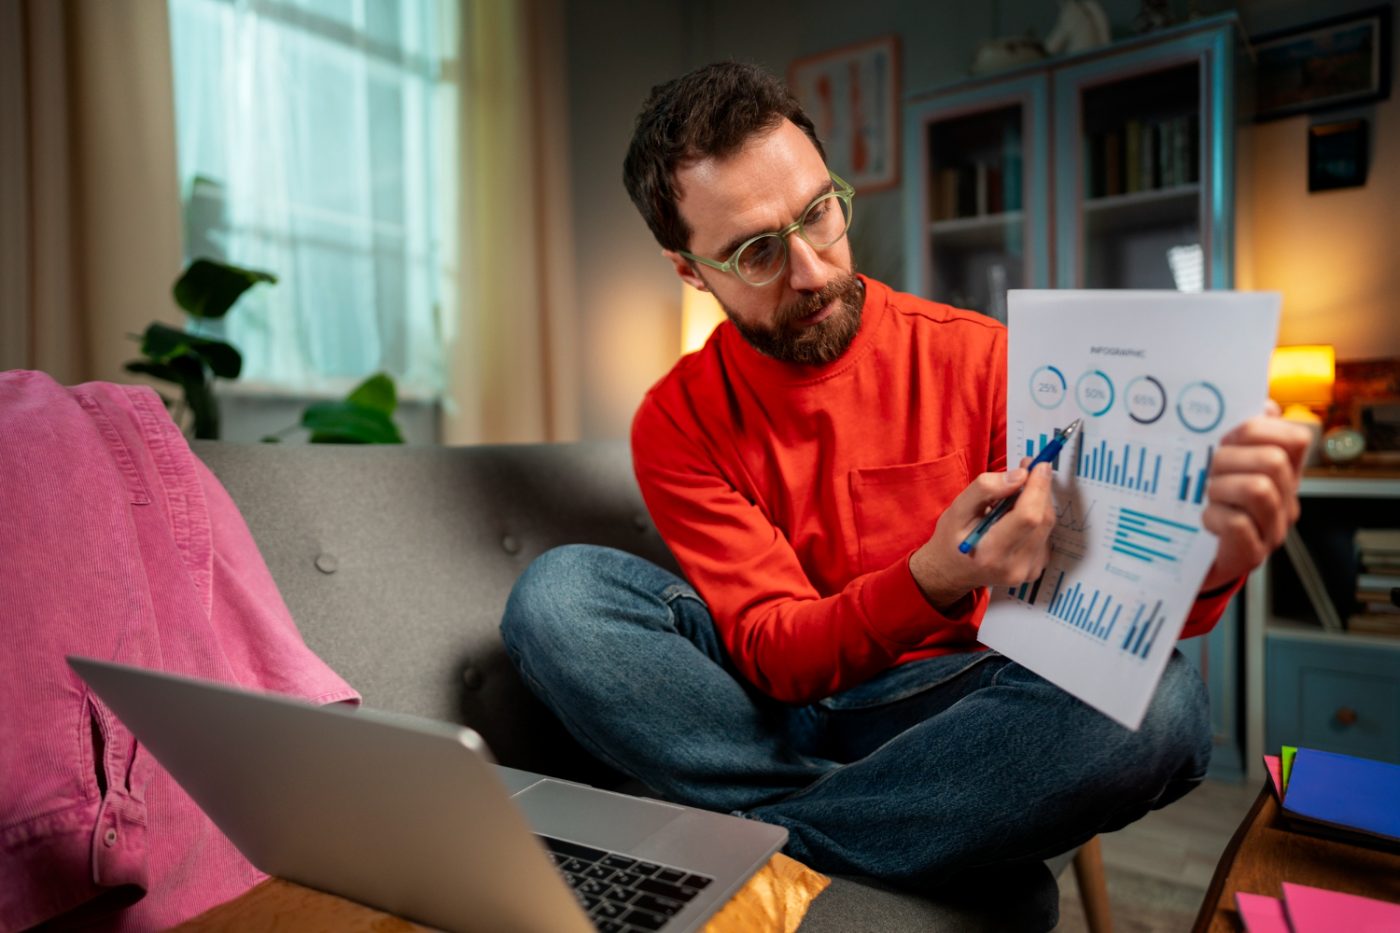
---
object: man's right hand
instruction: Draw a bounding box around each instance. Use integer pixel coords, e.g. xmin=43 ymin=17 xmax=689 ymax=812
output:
xmin=908 ymin=463 xmax=1056 ymax=612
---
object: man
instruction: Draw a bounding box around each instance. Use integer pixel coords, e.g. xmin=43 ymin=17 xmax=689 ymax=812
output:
xmin=501 ymin=62 xmax=1308 ymax=889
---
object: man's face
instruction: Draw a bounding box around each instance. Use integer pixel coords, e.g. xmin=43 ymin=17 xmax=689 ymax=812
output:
xmin=664 ymin=119 xmax=863 ymax=365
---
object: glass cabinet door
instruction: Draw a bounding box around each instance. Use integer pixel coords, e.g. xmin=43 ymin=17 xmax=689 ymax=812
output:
xmin=1053 ymin=25 xmax=1235 ymax=290
xmin=904 ymin=74 xmax=1050 ymax=320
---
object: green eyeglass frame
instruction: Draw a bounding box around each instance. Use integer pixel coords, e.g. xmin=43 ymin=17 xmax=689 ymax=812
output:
xmin=678 ymin=171 xmax=855 ymax=287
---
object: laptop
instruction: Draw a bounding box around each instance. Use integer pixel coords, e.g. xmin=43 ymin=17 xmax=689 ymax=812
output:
xmin=67 ymin=656 xmax=787 ymax=933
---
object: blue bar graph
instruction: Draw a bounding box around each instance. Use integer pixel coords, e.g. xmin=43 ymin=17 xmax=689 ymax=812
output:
xmin=1111 ymin=508 xmax=1200 ymax=565
xmin=1177 ymin=447 xmax=1214 ymax=504
xmin=1119 ymin=599 xmax=1165 ymax=659
xmin=1046 ymin=579 xmax=1121 ymax=642
xmin=1023 ymin=433 xmax=1064 ymax=471
xmin=1075 ymin=436 xmax=1162 ymax=494
xmin=1008 ymin=568 xmax=1049 ymax=606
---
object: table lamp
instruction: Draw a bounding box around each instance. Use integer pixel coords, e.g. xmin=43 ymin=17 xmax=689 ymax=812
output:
xmin=681 ymin=284 xmax=726 ymax=356
xmin=1268 ymin=344 xmax=1334 ymax=465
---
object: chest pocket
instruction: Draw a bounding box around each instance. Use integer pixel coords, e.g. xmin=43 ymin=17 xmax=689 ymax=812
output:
xmin=849 ymin=448 xmax=971 ymax=576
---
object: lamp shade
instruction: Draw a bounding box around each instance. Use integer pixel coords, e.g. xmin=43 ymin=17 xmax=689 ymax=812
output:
xmin=681 ymin=285 xmax=726 ymax=355
xmin=1268 ymin=345 xmax=1335 ymax=410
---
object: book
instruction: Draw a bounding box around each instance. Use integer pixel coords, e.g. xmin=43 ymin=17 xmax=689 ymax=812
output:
xmin=1355 ymin=528 xmax=1400 ymax=553
xmin=1124 ymin=120 xmax=1141 ymax=193
xmin=1357 ymin=572 xmax=1400 ymax=592
xmin=1282 ymin=747 xmax=1400 ymax=852
xmin=1348 ymin=612 xmax=1400 ymax=636
xmin=1283 ymin=528 xmax=1344 ymax=632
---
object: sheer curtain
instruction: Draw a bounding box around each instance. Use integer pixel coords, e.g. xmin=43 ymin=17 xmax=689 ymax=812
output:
xmin=167 ymin=0 xmax=456 ymax=399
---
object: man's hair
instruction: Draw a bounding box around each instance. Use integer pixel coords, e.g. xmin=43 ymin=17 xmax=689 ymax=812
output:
xmin=623 ymin=62 xmax=825 ymax=254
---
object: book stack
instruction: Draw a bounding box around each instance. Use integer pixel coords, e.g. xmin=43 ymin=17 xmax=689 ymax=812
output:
xmin=1351 ymin=528 xmax=1400 ymax=637
xmin=1082 ymin=113 xmax=1198 ymax=200
xmin=931 ymin=156 xmax=1023 ymax=222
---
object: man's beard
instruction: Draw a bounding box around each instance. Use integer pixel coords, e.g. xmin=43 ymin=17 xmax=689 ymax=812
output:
xmin=724 ymin=272 xmax=865 ymax=366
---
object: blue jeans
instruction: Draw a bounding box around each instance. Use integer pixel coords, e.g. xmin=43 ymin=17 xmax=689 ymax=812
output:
xmin=500 ymin=545 xmax=1212 ymax=888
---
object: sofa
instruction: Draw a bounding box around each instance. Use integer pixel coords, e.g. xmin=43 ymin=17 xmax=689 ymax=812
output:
xmin=196 ymin=439 xmax=1095 ymax=932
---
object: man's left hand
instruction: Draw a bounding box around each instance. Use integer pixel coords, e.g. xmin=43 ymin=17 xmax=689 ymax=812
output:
xmin=1199 ymin=403 xmax=1313 ymax=593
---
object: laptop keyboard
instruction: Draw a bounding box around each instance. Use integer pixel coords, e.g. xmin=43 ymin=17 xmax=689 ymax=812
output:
xmin=538 ymin=834 xmax=715 ymax=932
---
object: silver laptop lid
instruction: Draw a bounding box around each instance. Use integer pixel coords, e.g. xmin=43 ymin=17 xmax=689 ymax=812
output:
xmin=68 ymin=656 xmax=593 ymax=933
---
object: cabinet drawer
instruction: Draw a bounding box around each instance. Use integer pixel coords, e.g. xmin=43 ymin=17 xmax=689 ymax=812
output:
xmin=1265 ymin=636 xmax=1400 ymax=763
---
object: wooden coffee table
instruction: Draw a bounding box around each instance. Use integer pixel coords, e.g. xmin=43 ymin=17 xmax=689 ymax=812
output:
xmin=1192 ymin=784 xmax=1400 ymax=931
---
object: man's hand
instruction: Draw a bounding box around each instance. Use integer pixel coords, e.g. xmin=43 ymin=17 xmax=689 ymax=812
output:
xmin=1199 ymin=404 xmax=1312 ymax=593
xmin=909 ymin=462 xmax=1055 ymax=611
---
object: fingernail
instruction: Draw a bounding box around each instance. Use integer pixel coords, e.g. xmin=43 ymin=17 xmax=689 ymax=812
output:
xmin=1006 ymin=468 xmax=1026 ymax=484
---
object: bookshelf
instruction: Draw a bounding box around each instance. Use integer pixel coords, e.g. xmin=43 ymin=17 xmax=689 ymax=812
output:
xmin=903 ymin=72 xmax=1050 ymax=322
xmin=903 ymin=14 xmax=1236 ymax=313
xmin=903 ymin=14 xmax=1243 ymax=776
xmin=1244 ymin=472 xmax=1400 ymax=778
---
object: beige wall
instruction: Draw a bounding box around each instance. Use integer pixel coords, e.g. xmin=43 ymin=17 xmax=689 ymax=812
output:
xmin=1235 ymin=6 xmax=1400 ymax=358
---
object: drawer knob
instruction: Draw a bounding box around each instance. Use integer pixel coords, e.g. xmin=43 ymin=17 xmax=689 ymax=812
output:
xmin=1334 ymin=706 xmax=1359 ymax=727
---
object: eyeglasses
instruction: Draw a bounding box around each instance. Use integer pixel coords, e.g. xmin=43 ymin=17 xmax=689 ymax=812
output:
xmin=678 ymin=171 xmax=855 ymax=287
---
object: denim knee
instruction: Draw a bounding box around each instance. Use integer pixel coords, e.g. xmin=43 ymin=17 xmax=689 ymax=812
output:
xmin=501 ymin=544 xmax=613 ymax=654
xmin=1138 ymin=652 xmax=1213 ymax=782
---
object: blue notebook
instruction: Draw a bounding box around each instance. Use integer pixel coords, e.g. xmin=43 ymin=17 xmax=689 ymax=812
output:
xmin=1281 ymin=747 xmax=1400 ymax=851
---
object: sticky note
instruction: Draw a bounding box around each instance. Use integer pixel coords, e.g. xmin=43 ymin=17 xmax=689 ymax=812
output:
xmin=1282 ymin=881 xmax=1400 ymax=931
xmin=1235 ymin=891 xmax=1290 ymax=932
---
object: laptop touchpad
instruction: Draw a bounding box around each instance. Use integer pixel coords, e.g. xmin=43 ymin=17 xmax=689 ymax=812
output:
xmin=514 ymin=780 xmax=683 ymax=852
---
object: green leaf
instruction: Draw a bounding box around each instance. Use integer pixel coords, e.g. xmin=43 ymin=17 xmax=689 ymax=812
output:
xmin=138 ymin=323 xmax=243 ymax=379
xmin=301 ymin=401 xmax=404 ymax=444
xmin=173 ymin=258 xmax=276 ymax=320
xmin=345 ymin=372 xmax=398 ymax=416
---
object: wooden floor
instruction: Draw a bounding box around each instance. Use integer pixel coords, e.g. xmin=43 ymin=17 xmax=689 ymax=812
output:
xmin=1055 ymin=777 xmax=1263 ymax=932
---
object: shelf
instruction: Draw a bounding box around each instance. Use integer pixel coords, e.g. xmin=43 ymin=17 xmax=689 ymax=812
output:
xmin=1300 ymin=473 xmax=1400 ymax=498
xmin=1082 ymin=184 xmax=1199 ymax=232
xmin=1266 ymin=617 xmax=1400 ymax=651
xmin=928 ymin=211 xmax=1024 ymax=250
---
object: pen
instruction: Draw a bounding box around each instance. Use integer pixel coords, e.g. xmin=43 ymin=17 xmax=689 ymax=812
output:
xmin=958 ymin=418 xmax=1082 ymax=555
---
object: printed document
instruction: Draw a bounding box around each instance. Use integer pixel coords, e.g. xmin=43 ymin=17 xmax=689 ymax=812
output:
xmin=978 ymin=290 xmax=1280 ymax=729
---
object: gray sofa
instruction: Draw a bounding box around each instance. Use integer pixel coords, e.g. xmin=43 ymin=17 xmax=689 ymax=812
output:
xmin=197 ymin=440 xmax=1080 ymax=932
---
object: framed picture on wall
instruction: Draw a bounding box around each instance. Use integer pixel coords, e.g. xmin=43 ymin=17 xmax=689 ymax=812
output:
xmin=788 ymin=36 xmax=900 ymax=192
xmin=1252 ymin=6 xmax=1392 ymax=122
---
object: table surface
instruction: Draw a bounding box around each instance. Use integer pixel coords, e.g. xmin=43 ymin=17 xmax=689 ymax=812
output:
xmin=1191 ymin=784 xmax=1400 ymax=932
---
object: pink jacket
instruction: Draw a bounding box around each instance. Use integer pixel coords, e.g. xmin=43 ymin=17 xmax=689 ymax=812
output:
xmin=0 ymin=371 xmax=360 ymax=931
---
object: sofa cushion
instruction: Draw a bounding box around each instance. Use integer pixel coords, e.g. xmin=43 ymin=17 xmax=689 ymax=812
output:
xmin=195 ymin=440 xmax=676 ymax=784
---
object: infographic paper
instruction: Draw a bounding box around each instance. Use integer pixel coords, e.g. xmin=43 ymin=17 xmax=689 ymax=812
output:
xmin=978 ymin=290 xmax=1280 ymax=729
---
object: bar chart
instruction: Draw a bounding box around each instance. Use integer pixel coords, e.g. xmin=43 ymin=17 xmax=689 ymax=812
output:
xmin=1007 ymin=570 xmax=1166 ymax=661
xmin=1176 ymin=446 xmax=1214 ymax=504
xmin=1074 ymin=436 xmax=1164 ymax=494
xmin=1110 ymin=507 xmax=1200 ymax=567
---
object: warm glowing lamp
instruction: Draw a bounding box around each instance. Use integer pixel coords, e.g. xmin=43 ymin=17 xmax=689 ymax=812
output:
xmin=1268 ymin=344 xmax=1335 ymax=419
xmin=1269 ymin=345 xmax=1334 ymax=466
xmin=681 ymin=284 xmax=726 ymax=355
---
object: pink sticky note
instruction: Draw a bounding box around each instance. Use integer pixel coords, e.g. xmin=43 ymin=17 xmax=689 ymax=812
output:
xmin=1264 ymin=755 xmax=1283 ymax=798
xmin=1236 ymin=891 xmax=1290 ymax=932
xmin=1283 ymin=881 xmax=1400 ymax=932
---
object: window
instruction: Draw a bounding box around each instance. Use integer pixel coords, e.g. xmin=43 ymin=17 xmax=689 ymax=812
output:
xmin=168 ymin=0 xmax=456 ymax=398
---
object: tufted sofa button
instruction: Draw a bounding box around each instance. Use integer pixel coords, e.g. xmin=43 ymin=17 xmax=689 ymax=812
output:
xmin=633 ymin=513 xmax=649 ymax=532
xmin=501 ymin=535 xmax=520 ymax=555
xmin=315 ymin=553 xmax=338 ymax=574
xmin=461 ymin=666 xmax=483 ymax=690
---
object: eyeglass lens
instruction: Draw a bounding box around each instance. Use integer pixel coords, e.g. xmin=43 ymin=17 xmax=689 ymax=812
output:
xmin=735 ymin=193 xmax=852 ymax=285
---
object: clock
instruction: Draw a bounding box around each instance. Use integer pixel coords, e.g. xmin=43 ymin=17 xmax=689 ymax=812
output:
xmin=1322 ymin=427 xmax=1366 ymax=464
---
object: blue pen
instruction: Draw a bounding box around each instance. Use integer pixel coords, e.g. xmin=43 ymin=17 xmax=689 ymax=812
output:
xmin=959 ymin=418 xmax=1082 ymax=554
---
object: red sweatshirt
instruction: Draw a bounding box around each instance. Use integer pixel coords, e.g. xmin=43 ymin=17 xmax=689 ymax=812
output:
xmin=631 ymin=276 xmax=1233 ymax=704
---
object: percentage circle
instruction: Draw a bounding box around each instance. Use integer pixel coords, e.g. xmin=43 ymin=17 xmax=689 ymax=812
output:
xmin=1176 ymin=381 xmax=1225 ymax=433
xmin=1030 ymin=365 xmax=1067 ymax=409
xmin=1075 ymin=369 xmax=1115 ymax=417
xmin=1126 ymin=376 xmax=1166 ymax=425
